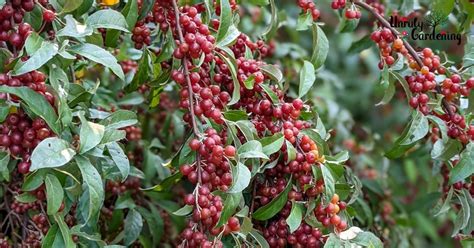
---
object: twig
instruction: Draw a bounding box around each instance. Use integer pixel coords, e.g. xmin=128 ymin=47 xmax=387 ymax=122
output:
xmin=171 ymin=0 xmax=202 ymax=139
xmin=171 ymin=0 xmax=203 ymax=219
xmin=353 ymin=0 xmax=453 ymax=117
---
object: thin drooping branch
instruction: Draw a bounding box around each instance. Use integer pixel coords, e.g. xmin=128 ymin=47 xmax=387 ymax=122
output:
xmin=171 ymin=0 xmax=202 ymax=138
xmin=171 ymin=0 xmax=203 ymax=191
xmin=353 ymin=0 xmax=454 ymax=117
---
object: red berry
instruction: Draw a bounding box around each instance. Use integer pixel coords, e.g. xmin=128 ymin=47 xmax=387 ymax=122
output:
xmin=43 ymin=10 xmax=55 ymax=22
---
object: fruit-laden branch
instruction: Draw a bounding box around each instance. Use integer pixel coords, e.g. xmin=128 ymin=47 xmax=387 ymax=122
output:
xmin=171 ymin=0 xmax=202 ymax=137
xmin=171 ymin=0 xmax=203 ymax=186
xmin=353 ymin=0 xmax=454 ymax=117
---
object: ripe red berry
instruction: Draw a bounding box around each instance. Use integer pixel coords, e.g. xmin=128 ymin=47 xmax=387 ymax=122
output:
xmin=189 ymin=138 xmax=201 ymax=151
xmin=345 ymin=9 xmax=356 ymax=19
xmin=18 ymin=161 xmax=30 ymax=174
xmin=43 ymin=10 xmax=56 ymax=22
xmin=224 ymin=145 xmax=236 ymax=157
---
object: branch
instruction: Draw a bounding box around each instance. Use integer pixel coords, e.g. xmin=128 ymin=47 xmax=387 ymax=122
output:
xmin=171 ymin=0 xmax=202 ymax=138
xmin=171 ymin=0 xmax=203 ymax=198
xmin=353 ymin=0 xmax=453 ymax=117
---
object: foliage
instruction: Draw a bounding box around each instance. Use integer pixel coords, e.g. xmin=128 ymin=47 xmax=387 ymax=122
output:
xmin=0 ymin=0 xmax=472 ymax=247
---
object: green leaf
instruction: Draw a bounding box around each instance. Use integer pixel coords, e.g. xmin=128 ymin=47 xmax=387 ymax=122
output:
xmin=0 ymin=86 xmax=60 ymax=134
xmin=42 ymin=224 xmax=59 ymax=248
xmin=216 ymin=193 xmax=242 ymax=227
xmin=260 ymin=64 xmax=283 ymax=82
xmin=238 ymin=140 xmax=268 ymax=160
xmin=352 ymin=231 xmax=383 ymax=248
xmin=449 ymin=143 xmax=474 ymax=184
xmin=23 ymin=5 xmax=43 ymax=31
xmin=296 ymin=12 xmax=312 ymax=31
xmin=376 ymin=65 xmax=395 ymax=106
xmin=216 ymin=51 xmax=240 ymax=105
xmin=22 ymin=171 xmax=45 ymax=191
xmin=45 ymin=174 xmax=64 ymax=215
xmin=62 ymin=0 xmax=83 ymax=13
xmin=321 ymin=164 xmax=335 ymax=199
xmin=253 ymin=178 xmax=292 ymax=220
xmin=24 ymin=32 xmax=43 ymax=55
xmin=285 ymin=140 xmax=297 ymax=163
xmin=348 ymin=35 xmax=373 ymax=54
xmin=262 ymin=0 xmax=277 ymax=39
xmin=172 ymin=205 xmax=193 ymax=216
xmin=12 ymin=41 xmax=58 ymax=75
xmin=431 ymin=139 xmax=462 ymax=161
xmin=0 ymin=48 xmax=12 ymax=72
xmin=386 ymin=111 xmax=428 ymax=158
xmin=298 ymin=60 xmax=316 ymax=98
xmin=248 ymin=0 xmax=269 ymax=5
xmin=124 ymin=209 xmax=143 ymax=246
xmin=53 ymin=214 xmax=75 ymax=248
xmin=56 ymin=15 xmax=93 ymax=38
xmin=125 ymin=49 xmax=151 ymax=92
xmin=324 ymin=233 xmax=341 ymax=248
xmin=0 ymin=151 xmax=9 ymax=181
xmin=30 ymin=138 xmax=76 ymax=171
xmin=68 ymin=43 xmax=125 ymax=80
xmin=432 ymin=187 xmax=454 ymax=216
xmin=79 ymin=117 xmax=105 ymax=154
xmin=15 ymin=192 xmax=36 ymax=203
xmin=99 ymin=110 xmax=138 ymax=130
xmin=228 ymin=162 xmax=251 ymax=193
xmin=223 ymin=110 xmax=248 ymax=121
xmin=286 ymin=202 xmax=304 ymax=233
xmin=260 ymin=133 xmax=284 ymax=156
xmin=311 ymin=25 xmax=329 ymax=70
xmin=260 ymin=83 xmax=280 ymax=104
xmin=400 ymin=111 xmax=429 ymax=145
xmin=216 ymin=0 xmax=232 ymax=43
xmin=106 ymin=0 xmax=139 ymax=47
xmin=86 ymin=9 xmax=129 ymax=32
xmin=106 ymin=142 xmax=130 ymax=181
xmin=75 ymin=155 xmax=104 ymax=224
xmin=243 ymin=74 xmax=255 ymax=90
xmin=337 ymin=17 xmax=359 ymax=33
xmin=431 ymin=0 xmax=454 ymax=21
xmin=138 ymin=0 xmax=156 ymax=20
xmin=325 ymin=151 xmax=349 ymax=165
xmin=217 ymin=24 xmax=240 ymax=47
xmin=249 ymin=230 xmax=270 ymax=248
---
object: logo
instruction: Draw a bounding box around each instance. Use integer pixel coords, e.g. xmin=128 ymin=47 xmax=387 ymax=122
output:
xmin=389 ymin=12 xmax=462 ymax=45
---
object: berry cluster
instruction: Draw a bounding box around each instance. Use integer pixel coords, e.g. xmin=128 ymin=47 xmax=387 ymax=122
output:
xmin=230 ymin=34 xmax=274 ymax=59
xmin=182 ymin=128 xmax=234 ymax=191
xmin=131 ymin=21 xmax=151 ymax=49
xmin=0 ymin=70 xmax=54 ymax=104
xmin=120 ymin=59 xmax=138 ymax=74
xmin=371 ymin=27 xmax=474 ymax=144
xmin=0 ymin=237 xmax=9 ymax=248
xmin=123 ymin=126 xmax=142 ymax=141
xmin=367 ymin=0 xmax=385 ymax=15
xmin=264 ymin=219 xmax=325 ymax=248
xmin=105 ymin=177 xmax=141 ymax=195
xmin=297 ymin=0 xmax=320 ymax=21
xmin=344 ymin=7 xmax=361 ymax=19
xmin=172 ymin=9 xmax=214 ymax=60
xmin=180 ymin=187 xmax=240 ymax=247
xmin=31 ymin=214 xmax=49 ymax=234
xmin=0 ymin=0 xmax=36 ymax=49
xmin=0 ymin=112 xmax=52 ymax=174
xmin=330 ymin=0 xmax=346 ymax=9
xmin=370 ymin=28 xmax=409 ymax=68
xmin=313 ymin=194 xmax=347 ymax=231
